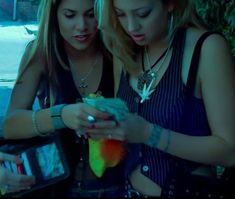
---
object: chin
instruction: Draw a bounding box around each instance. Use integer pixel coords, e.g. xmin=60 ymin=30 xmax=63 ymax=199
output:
xmin=73 ymin=42 xmax=92 ymax=51
xmin=134 ymin=40 xmax=148 ymax=46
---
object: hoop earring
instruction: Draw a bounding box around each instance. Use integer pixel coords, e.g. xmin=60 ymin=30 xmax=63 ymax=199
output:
xmin=168 ymin=13 xmax=174 ymax=35
xmin=167 ymin=13 xmax=174 ymax=42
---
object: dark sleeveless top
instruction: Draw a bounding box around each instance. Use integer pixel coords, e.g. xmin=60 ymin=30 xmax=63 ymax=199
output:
xmin=37 ymin=53 xmax=125 ymax=189
xmin=38 ymin=53 xmax=114 ymax=106
xmin=117 ymin=28 xmax=212 ymax=187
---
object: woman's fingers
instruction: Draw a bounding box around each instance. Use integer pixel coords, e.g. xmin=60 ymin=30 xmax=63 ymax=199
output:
xmin=6 ymin=171 xmax=35 ymax=187
xmin=82 ymin=103 xmax=112 ymax=120
xmin=3 ymin=184 xmax=31 ymax=194
xmin=0 ymin=167 xmax=35 ymax=195
xmin=92 ymin=120 xmax=117 ymax=129
xmin=0 ymin=152 xmax=22 ymax=164
xmin=62 ymin=103 xmax=113 ymax=130
xmin=85 ymin=124 xmax=125 ymax=141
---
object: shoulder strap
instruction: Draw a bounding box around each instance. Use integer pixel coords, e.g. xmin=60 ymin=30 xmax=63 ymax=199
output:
xmin=186 ymin=31 xmax=220 ymax=95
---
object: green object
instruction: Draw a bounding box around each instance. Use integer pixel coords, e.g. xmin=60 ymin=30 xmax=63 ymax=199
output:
xmin=88 ymin=139 xmax=106 ymax=177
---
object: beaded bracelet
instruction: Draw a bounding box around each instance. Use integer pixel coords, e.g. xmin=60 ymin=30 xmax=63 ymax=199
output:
xmin=144 ymin=124 xmax=162 ymax=148
xmin=32 ymin=110 xmax=49 ymax=136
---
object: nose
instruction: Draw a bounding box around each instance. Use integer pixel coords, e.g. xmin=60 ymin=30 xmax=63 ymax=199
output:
xmin=75 ymin=17 xmax=87 ymax=31
xmin=127 ymin=17 xmax=140 ymax=33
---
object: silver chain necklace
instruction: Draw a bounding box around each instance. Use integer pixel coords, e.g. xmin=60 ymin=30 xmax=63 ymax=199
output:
xmin=69 ymin=56 xmax=99 ymax=96
xmin=137 ymin=46 xmax=170 ymax=103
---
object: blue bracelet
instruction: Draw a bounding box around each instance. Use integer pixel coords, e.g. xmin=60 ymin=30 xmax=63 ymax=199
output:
xmin=144 ymin=124 xmax=162 ymax=148
xmin=50 ymin=104 xmax=67 ymax=130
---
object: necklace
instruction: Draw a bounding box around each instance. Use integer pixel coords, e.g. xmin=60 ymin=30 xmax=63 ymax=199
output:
xmin=69 ymin=56 xmax=99 ymax=96
xmin=137 ymin=46 xmax=169 ymax=103
xmin=137 ymin=47 xmax=168 ymax=91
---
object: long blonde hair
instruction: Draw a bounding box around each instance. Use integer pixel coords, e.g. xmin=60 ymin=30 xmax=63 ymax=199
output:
xmin=16 ymin=0 xmax=69 ymax=105
xmin=95 ymin=0 xmax=204 ymax=74
xmin=16 ymin=0 xmax=68 ymax=105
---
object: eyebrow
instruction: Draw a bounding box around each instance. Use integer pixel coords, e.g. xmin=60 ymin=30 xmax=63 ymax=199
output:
xmin=85 ymin=8 xmax=94 ymax=13
xmin=62 ymin=7 xmax=94 ymax=13
xmin=114 ymin=6 xmax=150 ymax=12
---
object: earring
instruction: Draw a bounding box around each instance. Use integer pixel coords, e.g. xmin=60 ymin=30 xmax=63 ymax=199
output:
xmin=167 ymin=13 xmax=174 ymax=42
xmin=168 ymin=13 xmax=174 ymax=35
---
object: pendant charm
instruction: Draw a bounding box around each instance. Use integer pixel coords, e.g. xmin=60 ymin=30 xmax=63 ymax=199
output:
xmin=79 ymin=80 xmax=88 ymax=96
xmin=78 ymin=81 xmax=88 ymax=89
xmin=138 ymin=78 xmax=155 ymax=103
xmin=137 ymin=71 xmax=156 ymax=90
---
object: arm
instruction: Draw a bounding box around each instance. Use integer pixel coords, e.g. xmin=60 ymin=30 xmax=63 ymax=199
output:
xmin=2 ymin=43 xmax=54 ymax=139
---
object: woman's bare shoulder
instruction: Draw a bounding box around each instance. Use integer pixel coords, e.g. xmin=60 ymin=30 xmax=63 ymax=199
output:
xmin=19 ymin=41 xmax=46 ymax=75
xmin=185 ymin=26 xmax=227 ymax=51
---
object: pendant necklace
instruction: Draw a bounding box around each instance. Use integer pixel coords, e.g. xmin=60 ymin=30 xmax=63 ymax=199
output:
xmin=69 ymin=56 xmax=99 ymax=96
xmin=137 ymin=46 xmax=169 ymax=103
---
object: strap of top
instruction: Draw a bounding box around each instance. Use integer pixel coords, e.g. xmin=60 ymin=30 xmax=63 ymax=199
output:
xmin=186 ymin=31 xmax=220 ymax=96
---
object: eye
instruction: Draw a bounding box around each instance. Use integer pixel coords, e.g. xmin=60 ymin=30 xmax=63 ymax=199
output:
xmin=137 ymin=10 xmax=151 ymax=18
xmin=86 ymin=12 xmax=95 ymax=18
xmin=64 ymin=13 xmax=75 ymax=18
xmin=116 ymin=11 xmax=125 ymax=18
xmin=64 ymin=10 xmax=76 ymax=18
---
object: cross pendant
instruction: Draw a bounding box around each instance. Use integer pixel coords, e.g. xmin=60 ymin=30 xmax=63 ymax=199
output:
xmin=79 ymin=81 xmax=88 ymax=96
xmin=79 ymin=81 xmax=88 ymax=89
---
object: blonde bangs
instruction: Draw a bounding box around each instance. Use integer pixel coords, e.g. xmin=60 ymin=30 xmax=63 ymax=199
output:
xmin=95 ymin=0 xmax=139 ymax=73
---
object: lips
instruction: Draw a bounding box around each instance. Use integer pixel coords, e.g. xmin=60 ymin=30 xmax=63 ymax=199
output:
xmin=131 ymin=34 xmax=145 ymax=42
xmin=74 ymin=34 xmax=90 ymax=42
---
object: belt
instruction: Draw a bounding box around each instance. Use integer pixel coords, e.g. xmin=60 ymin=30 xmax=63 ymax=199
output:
xmin=68 ymin=180 xmax=145 ymax=198
xmin=68 ymin=180 xmax=123 ymax=197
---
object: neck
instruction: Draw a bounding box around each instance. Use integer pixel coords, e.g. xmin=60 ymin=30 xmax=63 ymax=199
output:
xmin=147 ymin=36 xmax=169 ymax=59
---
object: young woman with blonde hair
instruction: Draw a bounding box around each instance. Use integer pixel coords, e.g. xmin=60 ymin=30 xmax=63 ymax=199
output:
xmin=91 ymin=0 xmax=235 ymax=197
xmin=3 ymin=0 xmax=125 ymax=197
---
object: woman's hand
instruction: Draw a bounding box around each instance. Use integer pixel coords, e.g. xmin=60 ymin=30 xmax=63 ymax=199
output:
xmin=86 ymin=112 xmax=152 ymax=143
xmin=61 ymin=103 xmax=113 ymax=133
xmin=0 ymin=152 xmax=35 ymax=195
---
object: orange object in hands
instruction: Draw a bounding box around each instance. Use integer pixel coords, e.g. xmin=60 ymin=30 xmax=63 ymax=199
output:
xmin=101 ymin=139 xmax=126 ymax=166
xmin=88 ymin=139 xmax=126 ymax=177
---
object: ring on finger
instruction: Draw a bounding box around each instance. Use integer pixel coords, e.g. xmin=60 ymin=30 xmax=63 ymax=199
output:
xmin=87 ymin=115 xmax=96 ymax=123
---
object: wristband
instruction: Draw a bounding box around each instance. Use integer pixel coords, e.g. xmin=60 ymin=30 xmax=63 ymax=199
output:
xmin=50 ymin=104 xmax=67 ymax=130
xmin=144 ymin=124 xmax=162 ymax=148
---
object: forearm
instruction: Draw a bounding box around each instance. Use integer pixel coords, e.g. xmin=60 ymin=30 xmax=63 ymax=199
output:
xmin=145 ymin=125 xmax=235 ymax=167
xmin=3 ymin=108 xmax=54 ymax=139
